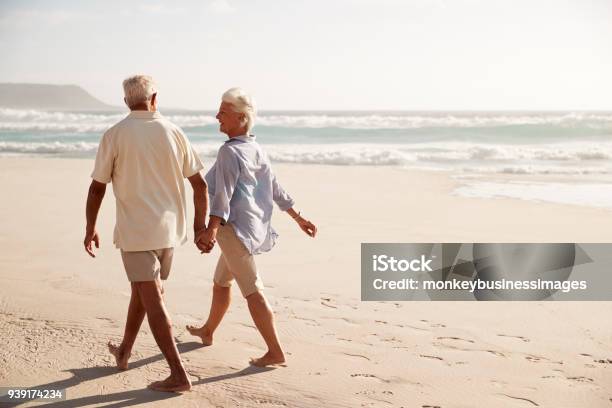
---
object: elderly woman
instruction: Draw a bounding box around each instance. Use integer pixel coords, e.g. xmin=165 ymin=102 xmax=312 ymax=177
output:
xmin=187 ymin=88 xmax=317 ymax=366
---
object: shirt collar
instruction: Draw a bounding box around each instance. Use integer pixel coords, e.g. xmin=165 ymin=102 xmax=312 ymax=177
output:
xmin=127 ymin=110 xmax=162 ymax=119
xmin=225 ymin=134 xmax=256 ymax=144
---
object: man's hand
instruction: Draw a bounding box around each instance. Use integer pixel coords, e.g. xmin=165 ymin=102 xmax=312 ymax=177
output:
xmin=84 ymin=229 xmax=100 ymax=257
xmin=85 ymin=179 xmax=106 ymax=258
xmin=296 ymin=216 xmax=317 ymax=237
xmin=195 ymin=226 xmax=217 ymax=254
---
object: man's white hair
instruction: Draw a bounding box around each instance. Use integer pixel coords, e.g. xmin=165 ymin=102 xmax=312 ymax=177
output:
xmin=222 ymin=87 xmax=257 ymax=133
xmin=123 ymin=75 xmax=157 ymax=108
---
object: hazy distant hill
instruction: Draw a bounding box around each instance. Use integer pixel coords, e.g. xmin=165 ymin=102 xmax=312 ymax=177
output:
xmin=0 ymin=83 xmax=118 ymax=111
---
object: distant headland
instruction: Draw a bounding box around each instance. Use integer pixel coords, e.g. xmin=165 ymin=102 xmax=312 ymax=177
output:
xmin=0 ymin=83 xmax=119 ymax=111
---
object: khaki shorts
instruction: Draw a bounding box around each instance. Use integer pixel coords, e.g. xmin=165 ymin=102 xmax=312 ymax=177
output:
xmin=120 ymin=248 xmax=174 ymax=282
xmin=214 ymin=224 xmax=264 ymax=297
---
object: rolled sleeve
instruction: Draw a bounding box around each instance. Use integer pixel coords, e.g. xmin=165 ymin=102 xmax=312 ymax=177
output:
xmin=210 ymin=146 xmax=240 ymax=222
xmin=272 ymin=173 xmax=295 ymax=211
xmin=90 ymin=131 xmax=115 ymax=184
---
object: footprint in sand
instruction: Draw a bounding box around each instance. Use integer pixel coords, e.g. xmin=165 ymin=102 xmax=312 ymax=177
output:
xmin=380 ymin=336 xmax=402 ymax=344
xmin=567 ymin=376 xmax=594 ymax=383
xmin=321 ymin=316 xmax=359 ymax=325
xmin=350 ymin=373 xmax=389 ymax=383
xmin=244 ymin=396 xmax=288 ymax=406
xmin=375 ymin=320 xmax=388 ymax=324
xmin=525 ymin=355 xmax=563 ymax=365
xmin=421 ymin=319 xmax=446 ymax=328
xmin=320 ymin=297 xmax=338 ymax=309
xmin=291 ymin=315 xmax=321 ymax=326
xmin=433 ymin=339 xmax=505 ymax=358
xmin=499 ymin=394 xmax=539 ymax=407
xmin=342 ymin=352 xmax=371 ymax=361
xmin=419 ymin=354 xmax=444 ymax=361
xmin=396 ymin=323 xmax=430 ymax=332
xmin=497 ymin=333 xmax=530 ymax=342
xmin=578 ymin=353 xmax=612 ymax=365
xmin=355 ymin=390 xmax=375 ymax=396
xmin=437 ymin=336 xmax=474 ymax=343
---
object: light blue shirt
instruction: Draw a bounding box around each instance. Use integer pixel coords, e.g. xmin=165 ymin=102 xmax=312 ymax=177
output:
xmin=205 ymin=135 xmax=295 ymax=254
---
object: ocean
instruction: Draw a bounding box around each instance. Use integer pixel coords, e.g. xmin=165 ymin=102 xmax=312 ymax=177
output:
xmin=2 ymin=108 xmax=612 ymax=208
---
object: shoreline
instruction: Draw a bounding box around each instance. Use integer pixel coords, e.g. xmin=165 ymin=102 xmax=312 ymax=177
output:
xmin=3 ymin=155 xmax=612 ymax=211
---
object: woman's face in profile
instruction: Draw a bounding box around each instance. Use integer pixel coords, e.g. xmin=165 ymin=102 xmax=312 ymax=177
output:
xmin=216 ymin=101 xmax=244 ymax=136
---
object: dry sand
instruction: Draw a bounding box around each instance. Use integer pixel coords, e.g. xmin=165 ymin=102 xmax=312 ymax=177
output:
xmin=0 ymin=157 xmax=611 ymax=407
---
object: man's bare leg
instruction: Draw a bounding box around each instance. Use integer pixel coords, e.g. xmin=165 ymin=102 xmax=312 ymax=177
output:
xmin=186 ymin=283 xmax=230 ymax=346
xmin=246 ymin=291 xmax=285 ymax=367
xmin=108 ymin=282 xmax=145 ymax=370
xmin=135 ymin=280 xmax=191 ymax=392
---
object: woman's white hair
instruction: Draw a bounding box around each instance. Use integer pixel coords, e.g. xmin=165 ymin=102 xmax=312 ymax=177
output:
xmin=222 ymin=87 xmax=257 ymax=133
xmin=123 ymin=75 xmax=157 ymax=108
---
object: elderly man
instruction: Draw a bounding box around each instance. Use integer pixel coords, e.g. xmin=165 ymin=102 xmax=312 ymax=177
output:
xmin=84 ymin=75 xmax=210 ymax=392
xmin=187 ymin=88 xmax=317 ymax=367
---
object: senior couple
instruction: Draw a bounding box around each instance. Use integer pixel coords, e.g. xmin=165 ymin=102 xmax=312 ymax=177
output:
xmin=84 ymin=75 xmax=317 ymax=392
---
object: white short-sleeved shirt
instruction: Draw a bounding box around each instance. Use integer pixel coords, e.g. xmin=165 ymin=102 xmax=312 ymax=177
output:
xmin=91 ymin=110 xmax=204 ymax=251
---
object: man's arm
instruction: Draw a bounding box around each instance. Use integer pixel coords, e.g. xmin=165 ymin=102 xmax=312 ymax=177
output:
xmin=187 ymin=173 xmax=210 ymax=251
xmin=84 ymin=180 xmax=107 ymax=257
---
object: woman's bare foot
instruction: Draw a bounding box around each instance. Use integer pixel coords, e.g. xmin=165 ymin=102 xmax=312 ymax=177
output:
xmin=249 ymin=351 xmax=286 ymax=367
xmin=148 ymin=374 xmax=192 ymax=393
xmin=108 ymin=341 xmax=130 ymax=370
xmin=186 ymin=324 xmax=213 ymax=346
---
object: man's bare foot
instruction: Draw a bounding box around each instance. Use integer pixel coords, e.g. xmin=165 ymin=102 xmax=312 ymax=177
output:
xmin=148 ymin=374 xmax=192 ymax=393
xmin=186 ymin=324 xmax=213 ymax=346
xmin=108 ymin=341 xmax=130 ymax=370
xmin=249 ymin=351 xmax=286 ymax=367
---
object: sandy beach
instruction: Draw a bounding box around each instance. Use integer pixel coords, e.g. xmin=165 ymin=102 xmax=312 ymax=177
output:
xmin=1 ymin=157 xmax=611 ymax=407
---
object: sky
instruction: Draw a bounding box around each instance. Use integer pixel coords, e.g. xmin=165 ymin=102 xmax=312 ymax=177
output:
xmin=0 ymin=0 xmax=611 ymax=110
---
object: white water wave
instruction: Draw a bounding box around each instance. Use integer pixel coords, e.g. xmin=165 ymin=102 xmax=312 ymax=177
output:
xmin=2 ymin=108 xmax=612 ymax=131
xmin=1 ymin=142 xmax=611 ymax=175
xmin=413 ymin=143 xmax=612 ymax=162
xmin=0 ymin=141 xmax=99 ymax=154
xmin=0 ymin=109 xmax=218 ymax=132
xmin=257 ymin=112 xmax=612 ymax=129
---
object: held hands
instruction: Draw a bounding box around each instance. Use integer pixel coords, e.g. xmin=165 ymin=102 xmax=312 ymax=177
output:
xmin=295 ymin=215 xmax=317 ymax=237
xmin=195 ymin=226 xmax=217 ymax=254
xmin=84 ymin=228 xmax=100 ymax=258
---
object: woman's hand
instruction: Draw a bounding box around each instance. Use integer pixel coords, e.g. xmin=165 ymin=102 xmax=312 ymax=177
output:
xmin=195 ymin=226 xmax=217 ymax=253
xmin=295 ymin=216 xmax=317 ymax=237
